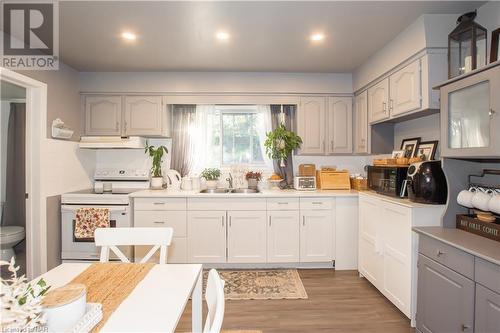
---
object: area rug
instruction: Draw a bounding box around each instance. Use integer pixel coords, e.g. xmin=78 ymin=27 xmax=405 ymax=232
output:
xmin=203 ymin=269 xmax=308 ymax=300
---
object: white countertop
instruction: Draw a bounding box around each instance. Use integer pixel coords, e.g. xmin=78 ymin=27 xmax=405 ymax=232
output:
xmin=130 ymin=188 xmax=359 ymax=198
xmin=358 ymin=191 xmax=446 ymax=209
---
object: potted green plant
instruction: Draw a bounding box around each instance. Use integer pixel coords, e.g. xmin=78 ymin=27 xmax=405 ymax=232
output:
xmin=201 ymin=168 xmax=221 ymax=190
xmin=264 ymin=124 xmax=302 ymax=185
xmin=245 ymin=171 xmax=262 ymax=190
xmin=145 ymin=144 xmax=168 ymax=189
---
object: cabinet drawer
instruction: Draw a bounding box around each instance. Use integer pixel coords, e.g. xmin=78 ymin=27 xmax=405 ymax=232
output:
xmin=267 ymin=198 xmax=299 ymax=210
xmin=300 ymin=198 xmax=333 ymax=210
xmin=134 ymin=198 xmax=187 ymax=211
xmin=475 ymin=258 xmax=500 ymax=294
xmin=419 ymin=235 xmax=474 ymax=279
xmin=134 ymin=211 xmax=187 ymax=237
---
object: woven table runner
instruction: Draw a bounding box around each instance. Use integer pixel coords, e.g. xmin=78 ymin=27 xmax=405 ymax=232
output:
xmin=70 ymin=263 xmax=155 ymax=332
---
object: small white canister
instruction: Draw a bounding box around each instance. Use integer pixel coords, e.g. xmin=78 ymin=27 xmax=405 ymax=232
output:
xmin=43 ymin=283 xmax=87 ymax=332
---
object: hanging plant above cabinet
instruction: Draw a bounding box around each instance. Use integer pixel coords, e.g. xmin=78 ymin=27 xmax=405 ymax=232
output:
xmin=264 ymin=124 xmax=302 ymax=167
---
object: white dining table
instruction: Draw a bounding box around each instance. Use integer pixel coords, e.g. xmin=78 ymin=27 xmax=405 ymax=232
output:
xmin=37 ymin=263 xmax=203 ymax=333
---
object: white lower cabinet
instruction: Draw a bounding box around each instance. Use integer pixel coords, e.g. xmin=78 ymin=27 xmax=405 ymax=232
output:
xmin=358 ymin=193 xmax=444 ymax=324
xmin=227 ymin=211 xmax=267 ymax=263
xmin=300 ymin=209 xmax=333 ymax=262
xmin=187 ymin=211 xmax=227 ymax=263
xmin=267 ymin=211 xmax=300 ymax=263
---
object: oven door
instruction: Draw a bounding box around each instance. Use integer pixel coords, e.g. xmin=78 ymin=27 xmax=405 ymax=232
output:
xmin=61 ymin=204 xmax=132 ymax=261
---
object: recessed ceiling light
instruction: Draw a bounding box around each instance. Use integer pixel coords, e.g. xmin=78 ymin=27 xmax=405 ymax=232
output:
xmin=121 ymin=31 xmax=137 ymax=41
xmin=310 ymin=33 xmax=325 ymax=42
xmin=216 ymin=31 xmax=230 ymax=41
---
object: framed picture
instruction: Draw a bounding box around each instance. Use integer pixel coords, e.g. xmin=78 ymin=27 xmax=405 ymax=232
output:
xmin=417 ymin=140 xmax=439 ymax=161
xmin=400 ymin=137 xmax=421 ymax=158
xmin=391 ymin=150 xmax=406 ymax=158
xmin=491 ymin=28 xmax=500 ymax=63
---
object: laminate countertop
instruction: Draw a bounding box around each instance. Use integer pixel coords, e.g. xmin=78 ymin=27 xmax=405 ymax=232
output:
xmin=413 ymin=226 xmax=500 ymax=266
xmin=130 ymin=188 xmax=359 ymax=198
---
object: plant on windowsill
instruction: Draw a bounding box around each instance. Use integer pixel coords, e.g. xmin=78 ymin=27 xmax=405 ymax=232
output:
xmin=245 ymin=171 xmax=262 ymax=190
xmin=145 ymin=144 xmax=168 ymax=190
xmin=264 ymin=124 xmax=302 ymax=186
xmin=201 ymin=168 xmax=221 ymax=190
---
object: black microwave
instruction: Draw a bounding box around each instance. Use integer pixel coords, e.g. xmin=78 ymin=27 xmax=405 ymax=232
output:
xmin=367 ymin=165 xmax=409 ymax=197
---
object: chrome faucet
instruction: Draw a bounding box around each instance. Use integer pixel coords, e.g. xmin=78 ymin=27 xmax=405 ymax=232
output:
xmin=226 ymin=173 xmax=234 ymax=189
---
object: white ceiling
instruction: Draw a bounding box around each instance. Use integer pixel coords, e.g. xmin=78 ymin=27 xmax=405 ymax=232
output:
xmin=60 ymin=1 xmax=483 ymax=72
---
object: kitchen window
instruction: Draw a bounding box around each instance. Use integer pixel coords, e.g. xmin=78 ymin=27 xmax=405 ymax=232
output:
xmin=191 ymin=105 xmax=273 ymax=173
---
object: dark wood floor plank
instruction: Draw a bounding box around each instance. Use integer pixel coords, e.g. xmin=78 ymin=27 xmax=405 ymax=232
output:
xmin=176 ymin=269 xmax=415 ymax=333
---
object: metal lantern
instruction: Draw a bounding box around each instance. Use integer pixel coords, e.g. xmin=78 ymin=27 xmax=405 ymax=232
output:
xmin=448 ymin=11 xmax=487 ymax=78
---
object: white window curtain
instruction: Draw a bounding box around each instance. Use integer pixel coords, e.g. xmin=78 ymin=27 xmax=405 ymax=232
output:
xmin=255 ymin=105 xmax=274 ymax=170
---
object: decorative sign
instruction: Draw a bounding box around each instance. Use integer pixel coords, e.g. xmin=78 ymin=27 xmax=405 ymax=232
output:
xmin=456 ymin=214 xmax=500 ymax=242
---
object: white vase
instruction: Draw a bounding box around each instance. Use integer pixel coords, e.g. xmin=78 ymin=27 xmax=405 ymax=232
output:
xmin=151 ymin=177 xmax=163 ymax=190
xmin=206 ymin=180 xmax=218 ymax=190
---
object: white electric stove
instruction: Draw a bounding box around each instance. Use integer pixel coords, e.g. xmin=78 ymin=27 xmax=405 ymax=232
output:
xmin=61 ymin=168 xmax=150 ymax=262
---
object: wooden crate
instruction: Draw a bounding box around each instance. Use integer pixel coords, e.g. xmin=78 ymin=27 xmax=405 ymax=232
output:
xmin=456 ymin=214 xmax=500 ymax=242
xmin=350 ymin=178 xmax=368 ymax=191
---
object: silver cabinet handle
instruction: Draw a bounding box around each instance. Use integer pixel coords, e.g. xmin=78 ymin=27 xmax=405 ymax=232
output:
xmin=461 ymin=324 xmax=470 ymax=331
xmin=382 ymin=101 xmax=386 ymax=113
xmin=269 ymin=216 xmax=272 ymax=227
xmin=153 ymin=202 xmax=166 ymax=205
xmin=436 ymin=249 xmax=445 ymax=257
xmin=153 ymin=221 xmax=165 ymax=224
xmin=229 ymin=216 xmax=232 ymax=227
xmin=115 ymin=122 xmax=119 ymax=131
xmin=222 ymin=216 xmax=225 ymax=227
xmin=389 ymin=99 xmax=394 ymax=111
xmin=330 ymin=141 xmax=334 ymax=151
xmin=124 ymin=121 xmax=127 ymax=132
xmin=312 ymin=202 xmax=322 ymax=205
xmin=322 ymin=140 xmax=325 ymax=151
xmin=489 ymin=109 xmax=496 ymax=117
xmin=302 ymin=216 xmax=305 ymax=226
xmin=277 ymin=202 xmax=288 ymax=205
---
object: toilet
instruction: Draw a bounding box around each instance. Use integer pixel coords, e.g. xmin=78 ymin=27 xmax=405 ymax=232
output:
xmin=0 ymin=226 xmax=25 ymax=262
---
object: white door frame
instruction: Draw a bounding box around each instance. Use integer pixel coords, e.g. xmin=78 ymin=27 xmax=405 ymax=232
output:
xmin=1 ymin=67 xmax=47 ymax=279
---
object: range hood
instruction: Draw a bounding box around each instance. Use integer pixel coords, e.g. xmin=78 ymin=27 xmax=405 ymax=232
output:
xmin=79 ymin=136 xmax=147 ymax=149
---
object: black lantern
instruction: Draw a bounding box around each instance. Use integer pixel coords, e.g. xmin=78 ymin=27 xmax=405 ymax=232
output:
xmin=448 ymin=11 xmax=487 ymax=78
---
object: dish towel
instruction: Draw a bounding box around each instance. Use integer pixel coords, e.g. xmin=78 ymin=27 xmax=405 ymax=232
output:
xmin=74 ymin=207 xmax=110 ymax=240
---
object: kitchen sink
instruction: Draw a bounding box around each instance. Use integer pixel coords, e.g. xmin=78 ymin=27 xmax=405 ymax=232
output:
xmin=198 ymin=188 xmax=260 ymax=194
xmin=199 ymin=189 xmax=232 ymax=194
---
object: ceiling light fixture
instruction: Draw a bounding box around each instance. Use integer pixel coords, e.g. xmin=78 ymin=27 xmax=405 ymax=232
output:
xmin=310 ymin=33 xmax=325 ymax=42
xmin=216 ymin=31 xmax=230 ymax=41
xmin=121 ymin=31 xmax=137 ymax=41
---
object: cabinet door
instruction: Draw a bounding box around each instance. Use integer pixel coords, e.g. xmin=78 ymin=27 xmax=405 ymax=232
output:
xmin=441 ymin=65 xmax=500 ymax=158
xmin=354 ymin=91 xmax=369 ymax=154
xmin=416 ymin=254 xmax=475 ymax=333
xmin=297 ymin=96 xmax=326 ymax=155
xmin=327 ymin=97 xmax=353 ymax=154
xmin=475 ymin=284 xmax=500 ymax=333
xmin=368 ymin=78 xmax=390 ymax=123
xmin=187 ymin=211 xmax=226 ymax=263
xmin=358 ymin=196 xmax=383 ymax=287
xmin=124 ymin=96 xmax=163 ymax=136
xmin=389 ymin=60 xmax=422 ymax=116
xmin=300 ymin=210 xmax=333 ymax=262
xmin=227 ymin=211 xmax=267 ymax=263
xmin=380 ymin=201 xmax=412 ymax=317
xmin=267 ymin=211 xmax=300 ymax=263
xmin=85 ymin=95 xmax=122 ymax=135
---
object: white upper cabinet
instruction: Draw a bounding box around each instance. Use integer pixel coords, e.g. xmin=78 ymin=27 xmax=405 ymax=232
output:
xmin=85 ymin=95 xmax=123 ymax=136
xmin=124 ymin=96 xmax=164 ymax=136
xmin=368 ymin=78 xmax=390 ymax=123
xmin=83 ymin=94 xmax=171 ymax=137
xmin=297 ymin=96 xmax=326 ymax=155
xmin=327 ymin=97 xmax=353 ymax=154
xmin=354 ymin=91 xmax=369 ymax=154
xmin=227 ymin=211 xmax=267 ymax=263
xmin=389 ymin=59 xmax=422 ymax=117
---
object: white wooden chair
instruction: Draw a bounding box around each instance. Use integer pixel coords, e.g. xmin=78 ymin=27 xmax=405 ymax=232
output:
xmin=94 ymin=227 xmax=173 ymax=264
xmin=204 ymin=269 xmax=226 ymax=333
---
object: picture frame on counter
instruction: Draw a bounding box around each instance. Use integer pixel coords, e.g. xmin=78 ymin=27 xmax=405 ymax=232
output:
xmin=417 ymin=140 xmax=438 ymax=161
xmin=491 ymin=27 xmax=500 ymax=63
xmin=391 ymin=150 xmax=406 ymax=159
xmin=400 ymin=137 xmax=421 ymax=158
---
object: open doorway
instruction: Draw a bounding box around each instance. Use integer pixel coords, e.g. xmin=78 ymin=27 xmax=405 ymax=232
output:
xmin=0 ymin=81 xmax=27 ymax=277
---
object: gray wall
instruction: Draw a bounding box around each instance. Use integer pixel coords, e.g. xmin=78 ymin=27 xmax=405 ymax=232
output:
xmin=21 ymin=62 xmax=82 ymax=141
xmin=394 ymin=113 xmax=441 ymax=158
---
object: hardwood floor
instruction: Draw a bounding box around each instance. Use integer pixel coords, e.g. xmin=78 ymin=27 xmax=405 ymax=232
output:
xmin=176 ymin=269 xmax=415 ymax=333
